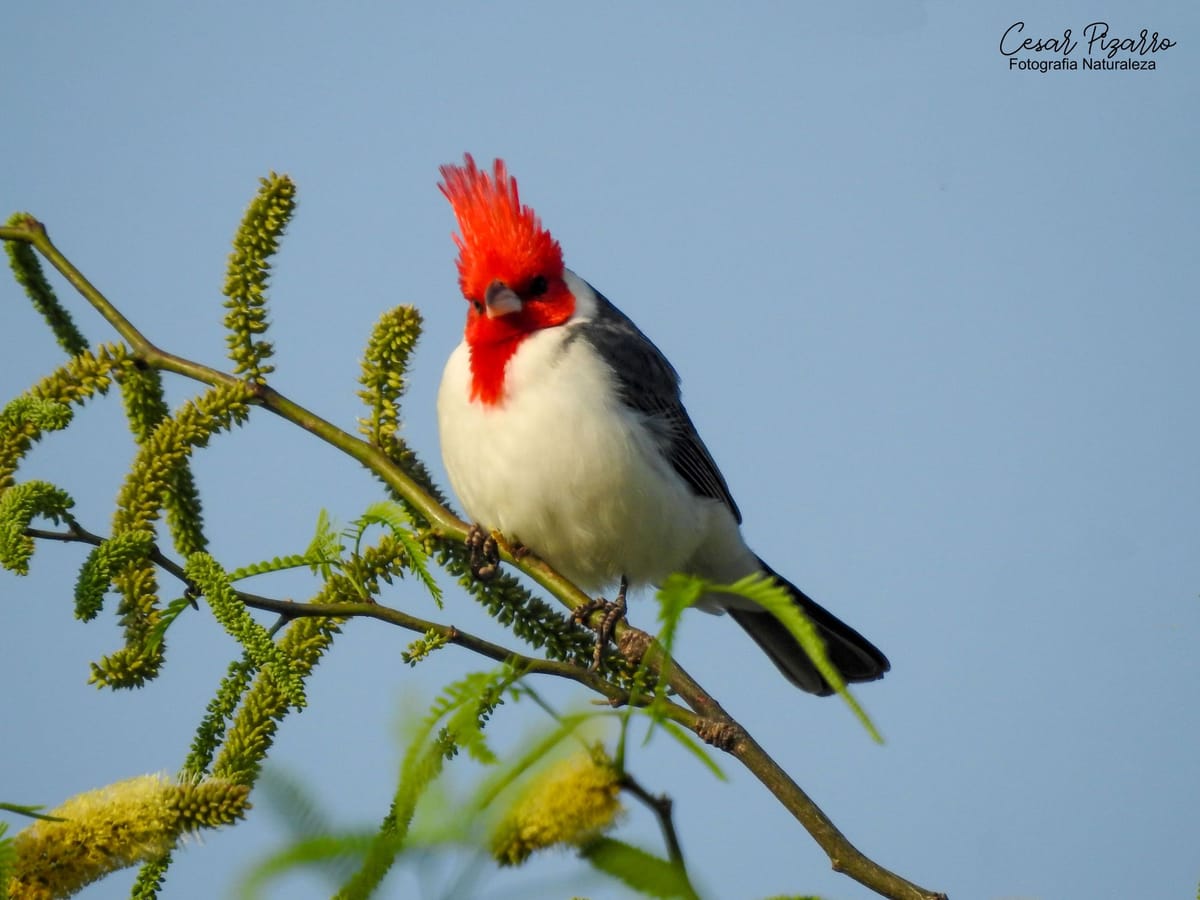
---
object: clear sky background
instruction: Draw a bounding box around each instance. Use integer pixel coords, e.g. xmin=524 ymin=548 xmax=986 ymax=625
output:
xmin=2 ymin=3 xmax=1198 ymax=899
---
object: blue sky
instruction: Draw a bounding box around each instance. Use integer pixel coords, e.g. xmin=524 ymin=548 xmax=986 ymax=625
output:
xmin=2 ymin=3 xmax=1198 ymax=899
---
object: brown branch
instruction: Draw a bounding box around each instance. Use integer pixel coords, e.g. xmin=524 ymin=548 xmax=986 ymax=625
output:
xmin=620 ymin=773 xmax=686 ymax=869
xmin=3 ymin=218 xmax=946 ymax=900
xmin=25 ymin=525 xmax=635 ymax=707
xmin=244 ymin=596 xmax=636 ymax=704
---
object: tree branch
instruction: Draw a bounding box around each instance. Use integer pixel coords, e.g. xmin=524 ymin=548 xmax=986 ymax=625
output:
xmin=620 ymin=773 xmax=686 ymax=869
xmin=3 ymin=218 xmax=946 ymax=900
xmin=25 ymin=526 xmax=635 ymax=707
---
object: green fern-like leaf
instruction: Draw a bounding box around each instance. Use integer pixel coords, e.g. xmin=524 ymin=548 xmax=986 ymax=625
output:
xmin=353 ymin=501 xmax=443 ymax=607
xmin=650 ymin=719 xmax=726 ymax=782
xmin=440 ymin=683 xmax=502 ymax=766
xmin=333 ymin=748 xmax=433 ymax=896
xmin=0 ymin=803 xmax=62 ymax=822
xmin=351 ymin=500 xmax=412 ymax=545
xmin=258 ymin=768 xmax=338 ymax=844
xmin=143 ymin=597 xmax=196 ymax=655
xmin=423 ymin=670 xmax=509 ymax=764
xmin=656 ymin=574 xmax=706 ymax=644
xmin=228 ymin=552 xmax=338 ymax=583
xmin=386 ymin=526 xmax=443 ymax=605
xmin=335 ymin=668 xmax=518 ymax=899
xmin=236 ymin=768 xmax=365 ymax=892
xmin=333 ymin=532 xmax=405 ymax=603
xmin=580 ymin=837 xmax=699 ymax=900
xmin=241 ymin=831 xmax=377 ymax=900
xmin=709 ymin=573 xmax=882 ymax=743
xmin=304 ymin=509 xmax=344 ymax=581
xmin=651 ymin=573 xmax=708 ymax=690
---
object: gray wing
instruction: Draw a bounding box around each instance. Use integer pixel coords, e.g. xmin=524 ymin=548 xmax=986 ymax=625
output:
xmin=571 ymin=284 xmax=742 ymax=523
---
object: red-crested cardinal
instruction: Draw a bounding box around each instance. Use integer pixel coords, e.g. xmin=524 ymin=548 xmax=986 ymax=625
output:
xmin=436 ymin=155 xmax=889 ymax=695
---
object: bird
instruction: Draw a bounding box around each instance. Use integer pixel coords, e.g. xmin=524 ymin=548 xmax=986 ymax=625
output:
xmin=435 ymin=155 xmax=889 ymax=695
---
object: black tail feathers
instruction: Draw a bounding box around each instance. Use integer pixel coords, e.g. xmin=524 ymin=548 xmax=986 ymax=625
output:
xmin=727 ymin=560 xmax=890 ymax=696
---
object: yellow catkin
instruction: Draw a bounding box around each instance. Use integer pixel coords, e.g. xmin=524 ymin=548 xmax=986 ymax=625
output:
xmin=8 ymin=774 xmax=248 ymax=900
xmin=490 ymin=753 xmax=623 ymax=866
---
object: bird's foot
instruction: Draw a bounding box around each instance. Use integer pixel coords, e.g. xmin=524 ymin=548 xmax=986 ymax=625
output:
xmin=572 ymin=576 xmax=629 ymax=671
xmin=465 ymin=524 xmax=500 ymax=581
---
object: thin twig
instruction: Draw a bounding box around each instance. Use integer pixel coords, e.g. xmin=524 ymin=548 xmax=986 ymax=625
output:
xmin=620 ymin=773 xmax=686 ymax=869
xmin=24 ymin=525 xmax=637 ymax=707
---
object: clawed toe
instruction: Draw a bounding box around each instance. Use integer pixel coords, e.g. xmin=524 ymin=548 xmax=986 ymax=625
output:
xmin=465 ymin=524 xmax=500 ymax=581
xmin=572 ymin=576 xmax=629 ymax=670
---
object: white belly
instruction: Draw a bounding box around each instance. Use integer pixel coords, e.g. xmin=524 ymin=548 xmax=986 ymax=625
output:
xmin=437 ymin=330 xmax=723 ymax=592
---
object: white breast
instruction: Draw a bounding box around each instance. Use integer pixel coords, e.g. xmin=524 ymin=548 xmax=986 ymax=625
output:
xmin=437 ymin=314 xmax=724 ymax=593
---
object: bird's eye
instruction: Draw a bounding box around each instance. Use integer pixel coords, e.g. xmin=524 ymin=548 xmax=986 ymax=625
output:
xmin=527 ymin=275 xmax=548 ymax=298
xmin=472 ymin=300 xmax=484 ymax=314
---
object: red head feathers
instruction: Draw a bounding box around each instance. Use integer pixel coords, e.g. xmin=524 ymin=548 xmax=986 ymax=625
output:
xmin=438 ymin=155 xmax=564 ymax=302
xmin=439 ymin=155 xmax=576 ymax=405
